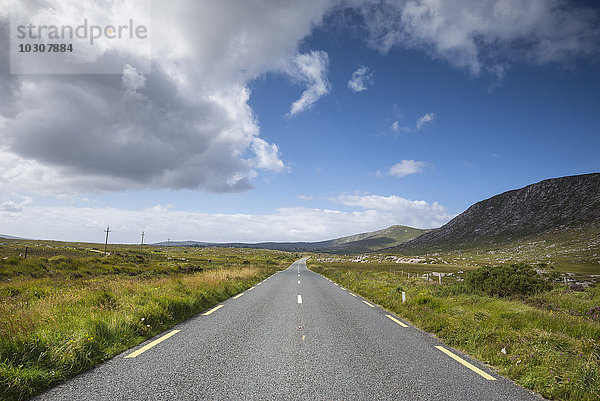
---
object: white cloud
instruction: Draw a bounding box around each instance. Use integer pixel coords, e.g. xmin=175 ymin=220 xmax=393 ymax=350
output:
xmin=358 ymin=0 xmax=600 ymax=75
xmin=332 ymin=194 xmax=454 ymax=228
xmin=347 ymin=65 xmax=373 ymax=92
xmin=0 ymin=203 xmax=449 ymax=243
xmin=122 ymin=64 xmax=146 ymax=93
xmin=287 ymin=50 xmax=331 ymax=115
xmin=0 ymin=195 xmax=33 ymax=214
xmin=416 ymin=112 xmax=435 ymax=130
xmin=0 ymin=0 xmax=340 ymax=195
xmin=387 ymin=160 xmax=426 ymax=177
xmin=144 ymin=204 xmax=174 ymax=213
xmin=390 ymin=120 xmax=412 ymax=134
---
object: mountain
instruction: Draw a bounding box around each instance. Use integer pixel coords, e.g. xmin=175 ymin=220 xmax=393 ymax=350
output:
xmin=393 ymin=173 xmax=600 ymax=253
xmin=0 ymin=234 xmax=28 ymax=240
xmin=328 ymin=225 xmax=428 ymax=252
xmin=155 ymin=225 xmax=428 ymax=254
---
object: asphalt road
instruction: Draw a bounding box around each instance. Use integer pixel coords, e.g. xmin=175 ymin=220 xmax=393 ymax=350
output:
xmin=36 ymin=258 xmax=544 ymax=400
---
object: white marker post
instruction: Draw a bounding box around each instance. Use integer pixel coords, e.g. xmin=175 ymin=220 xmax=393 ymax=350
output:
xmin=402 ymin=291 xmax=406 ymax=304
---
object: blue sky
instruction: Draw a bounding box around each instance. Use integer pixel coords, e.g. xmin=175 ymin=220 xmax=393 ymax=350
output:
xmin=1 ymin=0 xmax=599 ymax=244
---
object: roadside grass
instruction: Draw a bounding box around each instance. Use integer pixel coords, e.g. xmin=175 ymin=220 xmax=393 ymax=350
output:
xmin=0 ymin=242 xmax=294 ymax=401
xmin=309 ymin=261 xmax=600 ymax=401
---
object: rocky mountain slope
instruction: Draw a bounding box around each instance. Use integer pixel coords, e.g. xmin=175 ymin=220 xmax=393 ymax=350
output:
xmin=393 ymin=173 xmax=600 ymax=253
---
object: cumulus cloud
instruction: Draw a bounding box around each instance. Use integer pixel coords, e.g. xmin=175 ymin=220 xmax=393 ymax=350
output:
xmin=0 ymin=0 xmax=341 ymax=195
xmin=416 ymin=112 xmax=435 ymax=130
xmin=347 ymin=65 xmax=373 ymax=92
xmin=358 ymin=0 xmax=600 ymax=75
xmin=0 ymin=203 xmax=448 ymax=243
xmin=287 ymin=50 xmax=331 ymax=115
xmin=0 ymin=195 xmax=32 ymax=214
xmin=387 ymin=160 xmax=426 ymax=177
xmin=332 ymin=194 xmax=454 ymax=228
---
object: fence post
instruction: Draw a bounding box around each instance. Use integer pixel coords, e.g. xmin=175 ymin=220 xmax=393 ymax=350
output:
xmin=24 ymin=246 xmax=28 ymax=259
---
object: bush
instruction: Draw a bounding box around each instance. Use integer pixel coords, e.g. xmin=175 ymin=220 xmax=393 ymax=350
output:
xmin=464 ymin=263 xmax=551 ymax=297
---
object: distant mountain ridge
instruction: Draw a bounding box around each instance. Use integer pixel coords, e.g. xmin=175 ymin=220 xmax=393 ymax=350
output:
xmin=156 ymin=225 xmax=428 ymax=253
xmin=393 ymin=173 xmax=600 ymax=253
xmin=0 ymin=234 xmax=28 ymax=240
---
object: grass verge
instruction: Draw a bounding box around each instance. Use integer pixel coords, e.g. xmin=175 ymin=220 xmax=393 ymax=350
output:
xmin=0 ymin=244 xmax=294 ymax=400
xmin=309 ymin=261 xmax=600 ymax=401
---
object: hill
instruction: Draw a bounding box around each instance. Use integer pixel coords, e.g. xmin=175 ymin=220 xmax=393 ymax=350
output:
xmin=393 ymin=173 xmax=600 ymax=255
xmin=0 ymin=234 xmax=28 ymax=240
xmin=156 ymin=225 xmax=428 ymax=254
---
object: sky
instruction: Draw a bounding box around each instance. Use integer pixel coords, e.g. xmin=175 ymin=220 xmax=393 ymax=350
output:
xmin=0 ymin=0 xmax=599 ymax=244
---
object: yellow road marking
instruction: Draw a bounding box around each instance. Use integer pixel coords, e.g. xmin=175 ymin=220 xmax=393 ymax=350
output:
xmin=125 ymin=330 xmax=180 ymax=358
xmin=435 ymin=346 xmax=496 ymax=380
xmin=349 ymin=293 xmax=357 ymax=297
xmin=232 ymin=292 xmax=244 ymax=300
xmin=385 ymin=314 xmax=408 ymax=327
xmin=202 ymin=304 xmax=224 ymax=316
xmin=248 ymin=286 xmax=255 ymax=291
xmin=362 ymin=300 xmax=375 ymax=307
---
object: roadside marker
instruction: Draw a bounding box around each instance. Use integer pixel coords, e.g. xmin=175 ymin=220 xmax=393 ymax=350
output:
xmin=232 ymin=292 xmax=244 ymax=300
xmin=203 ymin=304 xmax=224 ymax=316
xmin=362 ymin=300 xmax=375 ymax=308
xmin=385 ymin=314 xmax=408 ymax=327
xmin=435 ymin=346 xmax=496 ymax=380
xmin=298 ymin=295 xmax=303 ymax=304
xmin=125 ymin=330 xmax=180 ymax=358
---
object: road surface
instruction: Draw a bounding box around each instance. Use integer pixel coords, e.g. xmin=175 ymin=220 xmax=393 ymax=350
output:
xmin=36 ymin=258 xmax=543 ymax=400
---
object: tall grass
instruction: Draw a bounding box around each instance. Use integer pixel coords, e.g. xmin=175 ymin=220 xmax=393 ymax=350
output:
xmin=310 ymin=261 xmax=600 ymax=401
xmin=0 ymin=248 xmax=291 ymax=401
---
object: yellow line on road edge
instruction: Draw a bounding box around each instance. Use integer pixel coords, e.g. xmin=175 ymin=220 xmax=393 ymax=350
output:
xmin=362 ymin=300 xmax=375 ymax=307
xmin=232 ymin=292 xmax=244 ymax=300
xmin=435 ymin=346 xmax=496 ymax=380
xmin=248 ymin=286 xmax=255 ymax=291
xmin=125 ymin=330 xmax=181 ymax=358
xmin=349 ymin=293 xmax=357 ymax=297
xmin=203 ymin=304 xmax=224 ymax=316
xmin=385 ymin=314 xmax=408 ymax=327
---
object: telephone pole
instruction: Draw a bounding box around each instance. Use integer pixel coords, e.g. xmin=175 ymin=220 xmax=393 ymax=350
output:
xmin=104 ymin=226 xmax=111 ymax=254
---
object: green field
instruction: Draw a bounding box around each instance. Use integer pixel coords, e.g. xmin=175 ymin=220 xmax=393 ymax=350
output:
xmin=0 ymin=239 xmax=295 ymax=401
xmin=308 ymin=260 xmax=600 ymax=401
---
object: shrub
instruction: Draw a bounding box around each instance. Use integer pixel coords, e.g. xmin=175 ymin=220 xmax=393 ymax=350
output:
xmin=464 ymin=263 xmax=551 ymax=297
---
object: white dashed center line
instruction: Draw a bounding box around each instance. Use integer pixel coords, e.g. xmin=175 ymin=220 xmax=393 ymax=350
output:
xmin=297 ymin=295 xmax=303 ymax=304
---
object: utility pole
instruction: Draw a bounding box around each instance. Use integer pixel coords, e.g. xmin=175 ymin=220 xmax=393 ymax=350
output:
xmin=104 ymin=226 xmax=111 ymax=254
